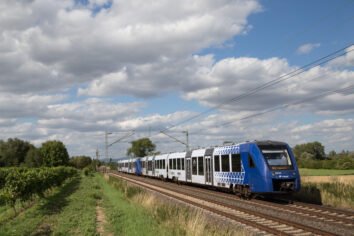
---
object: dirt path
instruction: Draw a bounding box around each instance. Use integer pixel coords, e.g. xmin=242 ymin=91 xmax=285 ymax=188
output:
xmin=96 ymin=205 xmax=113 ymax=236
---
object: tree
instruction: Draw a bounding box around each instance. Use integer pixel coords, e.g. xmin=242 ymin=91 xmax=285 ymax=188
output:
xmin=24 ymin=147 xmax=43 ymax=167
xmin=0 ymin=138 xmax=34 ymax=167
xmin=69 ymin=156 xmax=92 ymax=169
xmin=41 ymin=140 xmax=69 ymax=167
xmin=293 ymin=141 xmax=325 ymax=161
xmin=126 ymin=138 xmax=156 ymax=157
xmin=328 ymin=150 xmax=337 ymax=159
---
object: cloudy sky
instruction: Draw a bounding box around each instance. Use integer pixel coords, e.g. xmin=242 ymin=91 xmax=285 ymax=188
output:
xmin=0 ymin=0 xmax=353 ymax=158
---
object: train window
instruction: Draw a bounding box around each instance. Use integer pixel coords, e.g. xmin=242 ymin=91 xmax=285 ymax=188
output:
xmin=177 ymin=158 xmax=181 ymax=170
xmin=248 ymin=154 xmax=256 ymax=168
xmin=148 ymin=161 xmax=152 ymax=171
xmin=221 ymin=154 xmax=230 ymax=172
xmin=163 ymin=160 xmax=165 ymax=169
xmin=160 ymin=160 xmax=162 ymax=169
xmin=198 ymin=156 xmax=204 ymax=175
xmin=214 ymin=155 xmax=220 ymax=172
xmin=169 ymin=159 xmax=172 ymax=169
xmin=192 ymin=157 xmax=197 ymax=175
xmin=232 ymin=154 xmax=241 ymax=172
xmin=181 ymin=158 xmax=184 ymax=170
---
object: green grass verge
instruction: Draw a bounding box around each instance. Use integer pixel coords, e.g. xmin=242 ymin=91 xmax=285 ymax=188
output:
xmin=299 ymin=168 xmax=354 ymax=176
xmin=95 ymin=174 xmax=160 ymax=236
xmin=100 ymin=174 xmax=239 ymax=236
xmin=0 ymin=174 xmax=98 ymax=235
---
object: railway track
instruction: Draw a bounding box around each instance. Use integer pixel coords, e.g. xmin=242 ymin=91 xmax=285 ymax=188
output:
xmin=109 ymin=172 xmax=353 ymax=235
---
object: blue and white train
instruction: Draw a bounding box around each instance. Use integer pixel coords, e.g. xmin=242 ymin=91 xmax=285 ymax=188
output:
xmin=117 ymin=140 xmax=301 ymax=196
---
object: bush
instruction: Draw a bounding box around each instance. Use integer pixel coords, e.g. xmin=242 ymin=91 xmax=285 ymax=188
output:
xmin=83 ymin=167 xmax=90 ymax=176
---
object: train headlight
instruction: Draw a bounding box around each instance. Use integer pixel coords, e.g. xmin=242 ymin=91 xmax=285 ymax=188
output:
xmin=292 ymin=171 xmax=296 ymax=175
xmin=272 ymin=172 xmax=275 ymax=176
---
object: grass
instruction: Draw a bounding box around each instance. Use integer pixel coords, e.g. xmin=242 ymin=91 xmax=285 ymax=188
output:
xmin=1 ymin=172 xmax=243 ymax=235
xmin=0 ymin=174 xmax=98 ymax=235
xmin=299 ymin=168 xmax=354 ymax=176
xmin=101 ymin=174 xmax=240 ymax=236
xmin=293 ymin=180 xmax=354 ymax=209
xmin=295 ymin=169 xmax=354 ymax=209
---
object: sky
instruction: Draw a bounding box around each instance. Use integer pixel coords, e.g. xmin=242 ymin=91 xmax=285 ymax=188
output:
xmin=0 ymin=0 xmax=353 ymax=159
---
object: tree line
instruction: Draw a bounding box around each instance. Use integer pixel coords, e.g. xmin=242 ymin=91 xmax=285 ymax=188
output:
xmin=292 ymin=141 xmax=354 ymax=169
xmin=0 ymin=138 xmax=99 ymax=170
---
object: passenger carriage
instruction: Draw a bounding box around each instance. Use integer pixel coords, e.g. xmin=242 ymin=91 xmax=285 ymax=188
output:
xmin=167 ymin=152 xmax=186 ymax=182
xmin=154 ymin=154 xmax=168 ymax=179
xmin=116 ymin=140 xmax=300 ymax=196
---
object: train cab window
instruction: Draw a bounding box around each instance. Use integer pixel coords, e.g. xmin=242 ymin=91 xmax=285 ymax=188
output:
xmin=221 ymin=154 xmax=230 ymax=172
xmin=214 ymin=155 xmax=220 ymax=172
xmin=192 ymin=157 xmax=197 ymax=175
xmin=232 ymin=154 xmax=241 ymax=172
xmin=163 ymin=160 xmax=165 ymax=169
xmin=198 ymin=156 xmax=204 ymax=175
xmin=177 ymin=158 xmax=181 ymax=170
xmin=181 ymin=158 xmax=184 ymax=170
xmin=248 ymin=154 xmax=256 ymax=168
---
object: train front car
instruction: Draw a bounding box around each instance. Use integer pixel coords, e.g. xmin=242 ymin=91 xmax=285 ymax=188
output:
xmin=250 ymin=141 xmax=301 ymax=194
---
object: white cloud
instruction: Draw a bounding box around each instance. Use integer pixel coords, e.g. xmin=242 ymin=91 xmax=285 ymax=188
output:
xmin=328 ymin=45 xmax=354 ymax=67
xmin=296 ymin=43 xmax=321 ymax=54
xmin=0 ymin=0 xmax=261 ymax=94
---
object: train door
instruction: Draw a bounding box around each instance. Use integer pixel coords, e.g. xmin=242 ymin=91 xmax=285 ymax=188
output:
xmin=205 ymin=156 xmax=212 ymax=185
xmin=186 ymin=158 xmax=191 ymax=181
xmin=152 ymin=156 xmax=155 ymax=176
xmin=185 ymin=151 xmax=192 ymax=182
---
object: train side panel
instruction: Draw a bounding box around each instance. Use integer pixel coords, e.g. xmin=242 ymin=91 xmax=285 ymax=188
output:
xmin=167 ymin=152 xmax=186 ymax=182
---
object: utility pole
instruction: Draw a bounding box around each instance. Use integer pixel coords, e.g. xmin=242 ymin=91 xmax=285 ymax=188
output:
xmin=182 ymin=130 xmax=189 ymax=151
xmin=105 ymin=131 xmax=113 ymax=160
xmin=96 ymin=148 xmax=99 ymax=160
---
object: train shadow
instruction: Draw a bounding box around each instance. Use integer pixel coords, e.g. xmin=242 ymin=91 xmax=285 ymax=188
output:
xmin=258 ymin=185 xmax=323 ymax=205
xmin=38 ymin=177 xmax=80 ymax=215
xmin=290 ymin=184 xmax=322 ymax=205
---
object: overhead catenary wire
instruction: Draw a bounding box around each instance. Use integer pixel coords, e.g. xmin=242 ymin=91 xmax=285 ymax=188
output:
xmin=187 ymin=84 xmax=354 ymax=138
xmin=151 ymin=44 xmax=353 ymax=137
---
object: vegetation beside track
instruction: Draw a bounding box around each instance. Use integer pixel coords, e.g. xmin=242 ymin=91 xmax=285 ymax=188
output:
xmin=0 ymin=172 xmax=240 ymax=235
xmin=103 ymin=174 xmax=240 ymax=236
xmin=299 ymin=168 xmax=354 ymax=176
xmin=293 ymin=177 xmax=354 ymax=209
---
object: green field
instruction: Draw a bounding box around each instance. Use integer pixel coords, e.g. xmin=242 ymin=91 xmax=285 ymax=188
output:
xmin=0 ymin=172 xmax=236 ymax=236
xmin=299 ymin=168 xmax=354 ymax=176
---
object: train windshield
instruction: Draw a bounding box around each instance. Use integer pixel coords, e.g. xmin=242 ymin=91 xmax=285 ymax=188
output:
xmin=260 ymin=149 xmax=294 ymax=170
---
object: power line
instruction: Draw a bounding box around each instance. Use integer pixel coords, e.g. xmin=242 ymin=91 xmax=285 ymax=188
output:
xmin=151 ymin=44 xmax=353 ymax=137
xmin=192 ymin=85 xmax=354 ymax=134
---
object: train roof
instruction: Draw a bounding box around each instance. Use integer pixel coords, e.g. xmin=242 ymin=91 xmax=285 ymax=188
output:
xmin=116 ymin=140 xmax=289 ymax=161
